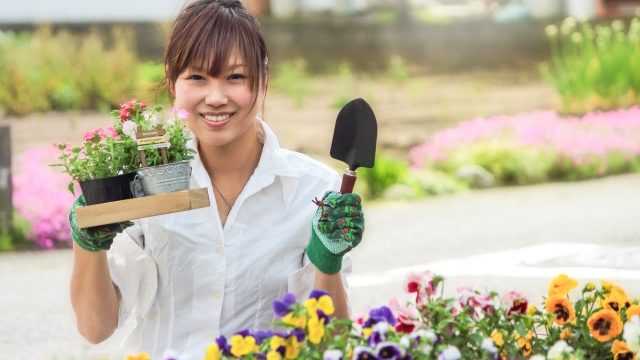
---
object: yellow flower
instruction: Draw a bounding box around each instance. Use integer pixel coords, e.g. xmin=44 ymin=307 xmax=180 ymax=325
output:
xmin=526 ymin=305 xmax=539 ymax=316
xmin=491 ymin=330 xmax=504 ymax=347
xmin=603 ymin=289 xmax=632 ymax=312
xmin=515 ymin=331 xmax=533 ymax=356
xmin=588 ymin=309 xmax=624 ymax=342
xmin=548 ymin=274 xmax=578 ymax=297
xmin=230 ymin=335 xmax=258 ymax=357
xmin=285 ymin=334 xmax=303 ymax=359
xmin=270 ymin=335 xmax=286 ymax=351
xmin=627 ymin=304 xmax=640 ymax=321
xmin=363 ymin=327 xmax=373 ymax=337
xmin=308 ymin=315 xmax=326 ymax=344
xmin=611 ymin=339 xmax=636 ymax=360
xmin=126 ymin=353 xmax=151 ymax=360
xmin=267 ymin=351 xmax=283 ymax=360
xmin=304 ymin=295 xmax=335 ymax=317
xmin=560 ymin=328 xmax=573 ymax=341
xmin=203 ymin=344 xmax=222 ymax=360
xmin=282 ymin=312 xmax=307 ymax=329
xmin=545 ymin=296 xmax=576 ymax=325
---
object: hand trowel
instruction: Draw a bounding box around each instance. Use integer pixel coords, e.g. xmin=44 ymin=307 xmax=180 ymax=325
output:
xmin=330 ymin=98 xmax=378 ymax=194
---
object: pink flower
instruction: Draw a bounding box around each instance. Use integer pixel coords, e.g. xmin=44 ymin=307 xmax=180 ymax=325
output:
xmin=502 ymin=290 xmax=528 ymax=316
xmin=388 ymin=297 xmax=423 ymax=333
xmin=406 ymin=271 xmax=437 ymax=306
xmin=170 ymin=107 xmax=190 ymax=120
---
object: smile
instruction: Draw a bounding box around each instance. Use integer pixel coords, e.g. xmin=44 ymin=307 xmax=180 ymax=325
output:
xmin=201 ymin=112 xmax=233 ymax=127
xmin=203 ymin=113 xmax=232 ymax=122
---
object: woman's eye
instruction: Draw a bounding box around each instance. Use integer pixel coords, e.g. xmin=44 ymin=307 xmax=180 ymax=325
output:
xmin=229 ymin=73 xmax=247 ymax=81
xmin=187 ymin=74 xmax=205 ymax=80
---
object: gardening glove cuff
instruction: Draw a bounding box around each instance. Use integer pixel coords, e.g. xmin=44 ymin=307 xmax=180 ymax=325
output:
xmin=306 ymin=191 xmax=364 ymax=274
xmin=69 ymin=196 xmax=133 ymax=252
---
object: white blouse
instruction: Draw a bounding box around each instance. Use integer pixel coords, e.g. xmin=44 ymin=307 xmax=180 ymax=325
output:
xmin=107 ymin=121 xmax=352 ymax=359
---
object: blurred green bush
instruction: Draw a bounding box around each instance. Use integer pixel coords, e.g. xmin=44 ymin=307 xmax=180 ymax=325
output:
xmin=542 ymin=16 xmax=640 ymax=114
xmin=0 ymin=26 xmax=164 ymax=115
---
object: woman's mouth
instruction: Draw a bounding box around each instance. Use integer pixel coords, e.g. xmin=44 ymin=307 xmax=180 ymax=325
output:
xmin=201 ymin=113 xmax=233 ymax=127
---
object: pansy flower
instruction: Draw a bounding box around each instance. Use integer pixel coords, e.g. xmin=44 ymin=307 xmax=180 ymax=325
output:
xmin=323 ymin=349 xmax=344 ymax=360
xmin=611 ymin=340 xmax=635 ymax=360
xmin=602 ymin=287 xmax=632 ymax=312
xmin=230 ymin=331 xmax=259 ymax=357
xmin=545 ymin=296 xmax=576 ymax=325
xmin=375 ymin=341 xmax=404 ymax=359
xmin=273 ymin=293 xmax=297 ymax=317
xmin=587 ymin=309 xmax=623 ymax=342
xmin=438 ymin=345 xmax=461 ymax=360
xmin=548 ymin=274 xmax=578 ymax=297
xmin=363 ymin=306 xmax=396 ymax=329
xmin=308 ymin=315 xmax=326 ymax=344
xmin=125 ymin=352 xmax=151 ymax=360
xmin=626 ymin=304 xmax=640 ymax=321
xmin=353 ymin=346 xmax=377 ymax=360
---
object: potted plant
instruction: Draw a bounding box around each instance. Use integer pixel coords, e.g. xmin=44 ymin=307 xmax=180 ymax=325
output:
xmin=54 ymin=125 xmax=139 ymax=205
xmin=113 ymin=99 xmax=196 ymax=197
xmin=54 ymin=99 xmax=195 ymax=205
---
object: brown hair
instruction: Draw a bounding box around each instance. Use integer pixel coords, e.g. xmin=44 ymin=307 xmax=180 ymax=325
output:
xmin=164 ymin=0 xmax=269 ymax=104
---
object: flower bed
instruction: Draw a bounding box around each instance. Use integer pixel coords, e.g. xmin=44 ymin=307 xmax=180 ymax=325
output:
xmin=127 ymin=273 xmax=640 ymax=360
xmin=410 ymin=108 xmax=640 ymax=186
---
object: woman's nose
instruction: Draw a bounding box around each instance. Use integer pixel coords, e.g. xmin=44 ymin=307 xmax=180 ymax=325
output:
xmin=205 ymin=82 xmax=228 ymax=106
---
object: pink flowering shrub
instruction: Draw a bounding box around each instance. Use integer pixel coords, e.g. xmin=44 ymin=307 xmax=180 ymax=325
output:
xmin=410 ymin=108 xmax=640 ymax=185
xmin=13 ymin=146 xmax=74 ymax=249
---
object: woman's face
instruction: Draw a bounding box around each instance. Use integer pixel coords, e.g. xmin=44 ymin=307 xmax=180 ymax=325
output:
xmin=173 ymin=48 xmax=263 ymax=149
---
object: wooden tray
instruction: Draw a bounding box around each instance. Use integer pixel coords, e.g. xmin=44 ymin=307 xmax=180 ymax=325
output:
xmin=76 ymin=188 xmax=210 ymax=228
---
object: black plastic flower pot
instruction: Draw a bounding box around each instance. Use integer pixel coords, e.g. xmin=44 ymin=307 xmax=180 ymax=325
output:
xmin=79 ymin=172 xmax=137 ymax=205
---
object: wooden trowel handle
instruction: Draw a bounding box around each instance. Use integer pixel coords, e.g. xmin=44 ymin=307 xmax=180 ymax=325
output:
xmin=340 ymin=169 xmax=357 ymax=194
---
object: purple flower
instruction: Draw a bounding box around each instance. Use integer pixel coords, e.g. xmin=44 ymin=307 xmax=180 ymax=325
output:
xmin=272 ymin=293 xmax=296 ymax=316
xmin=309 ymin=289 xmax=329 ymax=299
xmin=290 ymin=328 xmax=306 ymax=342
xmin=376 ymin=342 xmax=404 ymax=359
xmin=353 ymin=346 xmax=377 ymax=360
xmin=317 ymin=310 xmax=331 ymax=325
xmin=324 ymin=349 xmax=344 ymax=360
xmin=215 ymin=335 xmax=231 ymax=355
xmin=251 ymin=330 xmax=273 ymax=345
xmin=364 ymin=306 xmax=397 ymax=328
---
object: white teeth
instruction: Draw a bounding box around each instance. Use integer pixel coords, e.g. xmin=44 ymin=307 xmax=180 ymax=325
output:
xmin=203 ymin=114 xmax=231 ymax=122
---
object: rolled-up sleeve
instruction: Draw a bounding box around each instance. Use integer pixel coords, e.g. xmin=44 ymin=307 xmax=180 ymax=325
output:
xmin=107 ymin=224 xmax=158 ymax=328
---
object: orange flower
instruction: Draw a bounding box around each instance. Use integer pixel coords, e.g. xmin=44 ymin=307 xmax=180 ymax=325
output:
xmin=588 ymin=309 xmax=623 ymax=342
xmin=626 ymin=304 xmax=640 ymax=321
xmin=548 ymin=274 xmax=578 ymax=297
xmin=603 ymin=287 xmax=632 ymax=312
xmin=545 ymin=296 xmax=576 ymax=325
xmin=611 ymin=340 xmax=636 ymax=360
xmin=515 ymin=331 xmax=533 ymax=356
xmin=560 ymin=328 xmax=573 ymax=340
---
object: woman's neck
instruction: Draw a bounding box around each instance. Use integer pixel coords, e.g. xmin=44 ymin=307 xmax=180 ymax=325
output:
xmin=198 ymin=126 xmax=263 ymax=178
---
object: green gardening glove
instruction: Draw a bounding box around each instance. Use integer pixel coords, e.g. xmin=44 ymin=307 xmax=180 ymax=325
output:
xmin=69 ymin=196 xmax=133 ymax=252
xmin=306 ymin=191 xmax=364 ymax=274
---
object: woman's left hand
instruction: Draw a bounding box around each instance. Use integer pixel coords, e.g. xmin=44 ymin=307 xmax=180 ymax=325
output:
xmin=306 ymin=191 xmax=364 ymax=274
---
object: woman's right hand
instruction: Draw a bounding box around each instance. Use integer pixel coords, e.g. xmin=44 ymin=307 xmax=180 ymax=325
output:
xmin=69 ymin=196 xmax=133 ymax=252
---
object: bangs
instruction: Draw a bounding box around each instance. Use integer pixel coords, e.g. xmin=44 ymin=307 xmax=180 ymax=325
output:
xmin=165 ymin=0 xmax=267 ymax=99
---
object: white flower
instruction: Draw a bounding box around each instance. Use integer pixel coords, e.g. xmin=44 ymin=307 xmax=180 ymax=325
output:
xmin=373 ymin=321 xmax=389 ymax=335
xmin=437 ymin=346 xmax=461 ymax=360
xmin=529 ymin=355 xmax=546 ymax=360
xmin=481 ymin=338 xmax=498 ymax=354
xmin=399 ymin=335 xmax=411 ymax=348
xmin=323 ymin=349 xmax=343 ymax=360
xmin=143 ymin=112 xmax=160 ymax=127
xmin=547 ymin=340 xmax=574 ymax=360
xmin=122 ymin=120 xmax=138 ymax=139
xmin=412 ymin=329 xmax=437 ymax=343
xmin=420 ymin=345 xmax=433 ymax=355
xmin=623 ymin=315 xmax=640 ymax=353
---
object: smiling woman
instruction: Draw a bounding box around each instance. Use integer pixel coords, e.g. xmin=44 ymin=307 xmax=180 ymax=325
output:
xmin=67 ymin=1 xmax=366 ymax=359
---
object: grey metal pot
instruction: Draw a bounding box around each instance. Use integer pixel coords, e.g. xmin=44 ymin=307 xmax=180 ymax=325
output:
xmin=130 ymin=160 xmax=192 ymax=197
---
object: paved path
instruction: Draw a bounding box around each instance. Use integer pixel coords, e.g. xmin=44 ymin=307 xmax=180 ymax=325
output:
xmin=2 ymin=173 xmax=640 ymax=359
